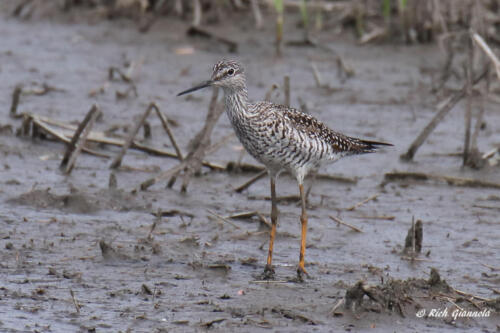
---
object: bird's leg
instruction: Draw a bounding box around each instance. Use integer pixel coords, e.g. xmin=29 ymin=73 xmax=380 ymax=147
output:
xmin=297 ymin=183 xmax=309 ymax=280
xmin=263 ymin=176 xmax=278 ymax=279
xmin=305 ymin=168 xmax=318 ymax=204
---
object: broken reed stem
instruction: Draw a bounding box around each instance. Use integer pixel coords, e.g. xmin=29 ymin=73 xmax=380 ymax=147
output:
xmin=207 ymin=209 xmax=241 ymax=229
xmin=139 ymin=89 xmax=223 ymax=193
xmin=30 ymin=115 xmax=109 ymax=158
xmin=411 ymin=216 xmax=416 ymax=257
xmin=148 ymin=209 xmax=161 ymax=240
xmin=275 ymin=0 xmax=284 ymax=57
xmin=452 ymin=287 xmax=492 ymax=302
xmin=108 ymin=67 xmax=131 ymax=83
xmin=310 ymin=62 xmax=322 ymax=87
xmin=284 ymin=75 xmax=290 ymax=107
xmin=463 ymin=31 xmax=474 ymax=165
xmin=153 ymin=107 xmax=183 ymax=161
xmin=18 ymin=109 xmax=224 ymax=180
xmin=227 ymin=210 xmax=271 ymax=229
xmin=205 ymin=133 xmax=234 ymax=156
xmin=63 ymin=108 xmax=101 ymax=174
xmin=131 ymin=140 xmax=221 ymax=169
xmin=346 ymin=193 xmax=380 ymax=211
xmin=143 ymin=121 xmax=152 ymax=140
xmin=330 ymin=298 xmax=345 ymax=315
xmin=352 ymin=215 xmax=395 ymax=220
xmin=186 ymin=26 xmax=238 ymax=53
xmin=137 ymin=161 xmax=185 ymax=192
xmin=400 ymin=256 xmax=429 ymax=262
xmin=108 ymin=172 xmax=117 ymax=189
xmin=441 ymin=295 xmax=465 ymax=311
xmin=184 ymin=87 xmax=221 ymax=151
xmin=250 ymin=0 xmax=263 ymax=29
xmin=192 ymin=0 xmax=202 ymax=27
xmin=255 ymin=212 xmax=272 ymax=229
xmin=472 ymin=33 xmax=500 ymax=80
xmin=21 ymin=114 xmax=32 ymax=136
xmin=69 ymin=289 xmax=81 ymax=314
xmin=180 ymin=87 xmax=222 ymax=192
xmin=10 ymin=84 xmax=23 ymax=117
xmin=110 ymin=103 xmax=155 ymax=169
xmin=329 ymin=215 xmax=363 ymax=233
xmin=401 ymin=66 xmax=488 ymax=161
xmin=290 ymin=38 xmax=353 ymax=81
xmin=315 ymin=173 xmax=357 ymax=184
xmin=60 ymin=104 xmax=101 ymax=174
xmin=264 ymin=84 xmax=278 ymax=102
xmin=250 ymin=280 xmax=289 ymax=284
xmin=470 ymin=92 xmax=484 ymax=152
xmin=174 ymin=0 xmax=182 ymax=15
xmin=384 ymin=171 xmax=500 ymax=189
xmin=116 ymin=85 xmax=138 ymax=99
xmin=234 ymin=170 xmax=267 ymax=193
xmin=480 ymin=262 xmax=500 ymax=271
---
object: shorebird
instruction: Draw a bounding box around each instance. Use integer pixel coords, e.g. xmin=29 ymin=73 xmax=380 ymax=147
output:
xmin=178 ymin=60 xmax=391 ymax=280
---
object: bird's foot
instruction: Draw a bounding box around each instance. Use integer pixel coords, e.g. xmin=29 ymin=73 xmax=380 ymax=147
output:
xmin=258 ymin=264 xmax=275 ymax=280
xmin=295 ymin=265 xmax=309 ymax=283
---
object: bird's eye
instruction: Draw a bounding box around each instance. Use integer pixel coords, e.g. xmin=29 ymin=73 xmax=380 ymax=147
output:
xmin=227 ymin=69 xmax=235 ymax=75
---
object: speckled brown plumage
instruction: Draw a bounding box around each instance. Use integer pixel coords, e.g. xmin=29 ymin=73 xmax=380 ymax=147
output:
xmin=178 ymin=60 xmax=391 ymax=279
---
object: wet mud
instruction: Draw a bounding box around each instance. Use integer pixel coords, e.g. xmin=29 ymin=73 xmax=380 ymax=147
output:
xmin=0 ymin=5 xmax=499 ymax=332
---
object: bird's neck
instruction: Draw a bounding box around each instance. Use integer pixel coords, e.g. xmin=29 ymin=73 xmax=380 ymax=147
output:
xmin=223 ymin=88 xmax=250 ymax=118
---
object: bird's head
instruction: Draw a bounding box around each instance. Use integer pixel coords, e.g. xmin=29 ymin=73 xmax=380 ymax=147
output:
xmin=177 ymin=60 xmax=246 ymax=96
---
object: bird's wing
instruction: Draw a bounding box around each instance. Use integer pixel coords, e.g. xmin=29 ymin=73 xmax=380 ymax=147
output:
xmin=278 ymin=106 xmax=378 ymax=154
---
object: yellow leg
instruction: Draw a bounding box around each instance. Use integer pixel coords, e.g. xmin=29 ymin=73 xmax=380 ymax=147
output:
xmin=298 ymin=183 xmax=309 ymax=278
xmin=264 ymin=176 xmax=278 ymax=278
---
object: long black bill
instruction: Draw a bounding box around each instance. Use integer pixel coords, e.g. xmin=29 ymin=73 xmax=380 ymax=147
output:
xmin=177 ymin=80 xmax=213 ymax=96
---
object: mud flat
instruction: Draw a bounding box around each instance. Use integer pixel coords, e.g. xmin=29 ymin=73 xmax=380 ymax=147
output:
xmin=0 ymin=5 xmax=499 ymax=332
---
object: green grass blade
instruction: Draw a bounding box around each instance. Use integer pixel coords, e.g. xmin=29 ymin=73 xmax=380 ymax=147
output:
xmin=274 ymin=0 xmax=283 ymax=14
xmin=300 ymin=0 xmax=309 ymax=30
xmin=383 ymin=0 xmax=391 ymax=23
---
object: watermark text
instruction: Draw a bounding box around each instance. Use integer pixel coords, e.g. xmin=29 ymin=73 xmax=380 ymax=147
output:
xmin=416 ymin=307 xmax=492 ymax=320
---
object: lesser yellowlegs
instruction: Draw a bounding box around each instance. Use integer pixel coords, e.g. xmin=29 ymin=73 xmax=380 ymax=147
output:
xmin=178 ymin=60 xmax=392 ymax=279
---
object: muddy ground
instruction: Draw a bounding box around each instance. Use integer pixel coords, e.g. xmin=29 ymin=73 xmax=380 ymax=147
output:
xmin=0 ymin=5 xmax=499 ymax=333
